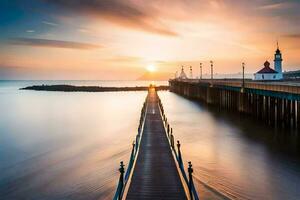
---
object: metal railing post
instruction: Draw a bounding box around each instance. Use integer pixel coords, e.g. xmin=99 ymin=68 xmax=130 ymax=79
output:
xmin=188 ymin=161 xmax=194 ymax=200
xmin=177 ymin=141 xmax=183 ymax=166
xmin=170 ymin=133 xmax=174 ymax=149
xmin=135 ymin=135 xmax=139 ymax=152
xmin=118 ymin=161 xmax=125 ymax=199
xmin=131 ymin=141 xmax=135 ymax=157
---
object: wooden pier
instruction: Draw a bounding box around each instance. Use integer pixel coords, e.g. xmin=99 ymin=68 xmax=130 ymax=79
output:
xmin=125 ymin=88 xmax=187 ymax=199
xmin=169 ymin=79 xmax=300 ymax=129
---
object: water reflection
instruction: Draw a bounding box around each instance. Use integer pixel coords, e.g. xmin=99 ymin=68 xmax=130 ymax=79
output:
xmin=159 ymin=91 xmax=300 ymax=200
xmin=0 ymin=81 xmax=150 ymax=199
xmin=1 ymin=81 xmax=300 ymax=200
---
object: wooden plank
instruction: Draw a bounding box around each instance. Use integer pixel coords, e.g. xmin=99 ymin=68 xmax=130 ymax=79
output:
xmin=126 ymin=89 xmax=187 ymax=200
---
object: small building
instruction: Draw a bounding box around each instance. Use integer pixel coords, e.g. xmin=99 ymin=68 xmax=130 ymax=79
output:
xmin=254 ymin=43 xmax=283 ymax=81
xmin=254 ymin=61 xmax=280 ymax=80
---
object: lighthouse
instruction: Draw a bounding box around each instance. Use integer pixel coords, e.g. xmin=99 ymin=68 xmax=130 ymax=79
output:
xmin=254 ymin=42 xmax=284 ymax=81
xmin=274 ymin=42 xmax=283 ymax=79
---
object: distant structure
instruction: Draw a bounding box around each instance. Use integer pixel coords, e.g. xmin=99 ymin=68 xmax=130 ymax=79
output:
xmin=283 ymin=70 xmax=300 ymax=79
xmin=179 ymin=66 xmax=187 ymax=79
xmin=189 ymin=66 xmax=193 ymax=79
xmin=254 ymin=42 xmax=283 ymax=81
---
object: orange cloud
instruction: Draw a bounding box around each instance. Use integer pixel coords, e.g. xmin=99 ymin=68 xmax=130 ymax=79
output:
xmin=47 ymin=0 xmax=178 ymax=36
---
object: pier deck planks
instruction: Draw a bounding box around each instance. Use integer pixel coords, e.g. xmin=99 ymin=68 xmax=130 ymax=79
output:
xmin=126 ymin=88 xmax=187 ymax=200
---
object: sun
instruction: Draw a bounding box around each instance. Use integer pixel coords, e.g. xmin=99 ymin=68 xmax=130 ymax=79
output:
xmin=146 ymin=64 xmax=156 ymax=72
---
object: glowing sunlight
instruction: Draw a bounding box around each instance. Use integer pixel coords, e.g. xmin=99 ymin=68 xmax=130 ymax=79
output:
xmin=146 ymin=64 xmax=156 ymax=73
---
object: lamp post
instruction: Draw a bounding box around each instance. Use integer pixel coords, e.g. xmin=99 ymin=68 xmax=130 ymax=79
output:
xmin=200 ymin=63 xmax=202 ymax=80
xmin=242 ymin=62 xmax=245 ymax=88
xmin=210 ymin=60 xmax=213 ymax=86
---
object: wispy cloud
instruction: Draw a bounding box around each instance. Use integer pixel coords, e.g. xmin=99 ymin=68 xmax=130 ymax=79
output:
xmin=42 ymin=21 xmax=58 ymax=26
xmin=26 ymin=30 xmax=35 ymax=33
xmin=77 ymin=28 xmax=92 ymax=34
xmin=105 ymin=56 xmax=143 ymax=62
xmin=8 ymin=38 xmax=101 ymax=50
xmin=282 ymin=34 xmax=300 ymax=39
xmin=45 ymin=0 xmax=178 ymax=36
xmin=258 ymin=2 xmax=289 ymax=10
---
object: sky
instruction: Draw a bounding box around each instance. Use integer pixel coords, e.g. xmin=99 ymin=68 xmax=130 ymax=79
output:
xmin=0 ymin=0 xmax=300 ymax=80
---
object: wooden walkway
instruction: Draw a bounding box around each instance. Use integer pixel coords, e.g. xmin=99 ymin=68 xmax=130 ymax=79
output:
xmin=126 ymin=88 xmax=187 ymax=200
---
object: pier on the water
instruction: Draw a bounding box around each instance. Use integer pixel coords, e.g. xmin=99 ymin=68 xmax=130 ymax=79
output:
xmin=169 ymin=79 xmax=300 ymax=129
xmin=113 ymin=87 xmax=199 ymax=200
xmin=126 ymin=88 xmax=186 ymax=199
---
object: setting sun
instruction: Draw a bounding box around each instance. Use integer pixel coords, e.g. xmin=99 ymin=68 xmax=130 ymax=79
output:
xmin=146 ymin=65 xmax=156 ymax=72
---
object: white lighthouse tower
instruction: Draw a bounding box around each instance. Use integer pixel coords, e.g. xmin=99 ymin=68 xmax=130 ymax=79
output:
xmin=274 ymin=42 xmax=283 ymax=79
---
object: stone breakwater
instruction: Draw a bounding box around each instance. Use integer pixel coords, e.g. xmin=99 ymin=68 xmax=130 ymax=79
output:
xmin=20 ymin=84 xmax=169 ymax=92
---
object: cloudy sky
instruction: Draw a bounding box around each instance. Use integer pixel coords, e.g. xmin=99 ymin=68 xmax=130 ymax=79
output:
xmin=0 ymin=0 xmax=300 ymax=80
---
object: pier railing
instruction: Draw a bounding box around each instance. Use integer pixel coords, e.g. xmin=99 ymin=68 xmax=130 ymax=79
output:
xmin=157 ymin=93 xmax=200 ymax=200
xmin=113 ymin=94 xmax=148 ymax=200
xmin=172 ymin=78 xmax=300 ymax=95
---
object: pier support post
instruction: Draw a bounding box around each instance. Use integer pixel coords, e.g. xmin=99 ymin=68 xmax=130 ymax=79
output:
xmin=170 ymin=79 xmax=300 ymax=129
xmin=291 ymin=100 xmax=296 ymax=128
xmin=296 ymin=101 xmax=300 ymax=130
xmin=287 ymin=99 xmax=290 ymax=127
xmin=278 ymin=98 xmax=281 ymax=127
xmin=253 ymin=94 xmax=258 ymax=119
xmin=270 ymin=97 xmax=275 ymax=126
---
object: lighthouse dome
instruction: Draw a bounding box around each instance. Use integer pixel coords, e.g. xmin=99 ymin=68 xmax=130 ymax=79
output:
xmin=276 ymin=48 xmax=281 ymax=54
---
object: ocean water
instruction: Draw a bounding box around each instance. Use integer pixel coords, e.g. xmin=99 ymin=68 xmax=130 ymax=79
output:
xmin=1 ymin=80 xmax=300 ymax=200
xmin=159 ymin=92 xmax=300 ymax=200
xmin=0 ymin=80 xmax=165 ymax=199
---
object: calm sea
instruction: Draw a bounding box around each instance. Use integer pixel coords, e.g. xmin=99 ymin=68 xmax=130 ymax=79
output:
xmin=1 ymin=80 xmax=300 ymax=200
